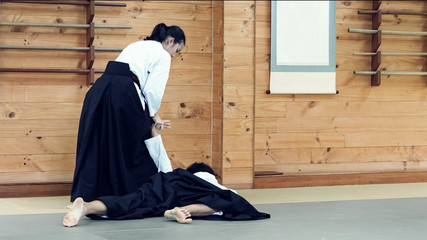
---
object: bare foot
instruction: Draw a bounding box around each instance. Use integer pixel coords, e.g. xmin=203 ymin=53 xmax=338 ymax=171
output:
xmin=63 ymin=197 xmax=86 ymax=227
xmin=164 ymin=207 xmax=192 ymax=224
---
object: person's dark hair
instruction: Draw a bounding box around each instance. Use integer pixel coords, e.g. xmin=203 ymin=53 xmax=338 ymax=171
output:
xmin=145 ymin=23 xmax=186 ymax=45
xmin=186 ymin=162 xmax=215 ymax=175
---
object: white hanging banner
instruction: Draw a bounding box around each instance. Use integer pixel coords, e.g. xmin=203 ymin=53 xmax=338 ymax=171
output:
xmin=270 ymin=1 xmax=336 ymax=94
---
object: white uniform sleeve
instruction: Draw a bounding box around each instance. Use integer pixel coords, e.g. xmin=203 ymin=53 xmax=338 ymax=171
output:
xmin=143 ymin=56 xmax=171 ymax=117
xmin=144 ymin=134 xmax=172 ymax=173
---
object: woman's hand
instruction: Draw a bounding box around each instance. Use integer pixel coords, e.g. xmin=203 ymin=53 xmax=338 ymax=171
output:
xmin=154 ymin=120 xmax=171 ymax=130
xmin=153 ymin=113 xmax=171 ymax=130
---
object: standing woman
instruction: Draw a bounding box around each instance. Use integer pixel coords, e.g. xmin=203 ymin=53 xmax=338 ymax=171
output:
xmin=71 ymin=23 xmax=186 ymax=202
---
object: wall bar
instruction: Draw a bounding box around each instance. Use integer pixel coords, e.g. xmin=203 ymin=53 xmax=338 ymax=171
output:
xmin=358 ymin=10 xmax=427 ymax=16
xmin=0 ymin=45 xmax=88 ymax=51
xmin=0 ymin=22 xmax=132 ymax=29
xmin=0 ymin=68 xmax=104 ymax=73
xmin=348 ymin=28 xmax=427 ymax=36
xmin=0 ymin=45 xmax=123 ymax=51
xmin=96 ymin=25 xmax=132 ymax=29
xmin=95 ymin=47 xmax=124 ymax=52
xmin=354 ymin=52 xmax=427 ymax=56
xmin=0 ymin=1 xmax=126 ymax=7
xmin=354 ymin=71 xmax=427 ymax=76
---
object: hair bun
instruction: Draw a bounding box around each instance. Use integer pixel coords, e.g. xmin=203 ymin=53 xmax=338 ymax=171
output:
xmin=144 ymin=23 xmax=186 ymax=45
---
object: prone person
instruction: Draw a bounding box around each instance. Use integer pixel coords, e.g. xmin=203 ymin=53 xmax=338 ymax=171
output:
xmin=65 ymin=123 xmax=270 ymax=227
xmin=63 ymin=162 xmax=270 ymax=227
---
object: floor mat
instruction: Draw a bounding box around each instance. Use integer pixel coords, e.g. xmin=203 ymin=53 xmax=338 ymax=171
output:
xmin=1 ymin=199 xmax=427 ymax=240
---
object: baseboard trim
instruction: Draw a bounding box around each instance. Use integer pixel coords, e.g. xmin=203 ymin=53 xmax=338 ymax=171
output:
xmin=254 ymin=171 xmax=427 ymax=189
xmin=3 ymin=171 xmax=427 ymax=197
xmin=0 ymin=182 xmax=72 ymax=198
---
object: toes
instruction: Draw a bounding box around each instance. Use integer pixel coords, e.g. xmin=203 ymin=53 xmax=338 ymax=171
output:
xmin=182 ymin=218 xmax=192 ymax=224
xmin=63 ymin=217 xmax=77 ymax=227
xmin=63 ymin=221 xmax=72 ymax=227
xmin=181 ymin=209 xmax=189 ymax=214
xmin=184 ymin=211 xmax=191 ymax=217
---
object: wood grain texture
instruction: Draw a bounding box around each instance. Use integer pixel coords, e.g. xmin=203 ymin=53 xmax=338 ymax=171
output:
xmin=1 ymin=0 xmax=426 ymax=195
xmin=0 ymin=182 xmax=72 ymax=198
xmin=254 ymin=171 xmax=427 ymax=189
xmin=253 ymin=0 xmax=427 ymax=188
xmin=0 ymin=1 xmax=216 ymax=194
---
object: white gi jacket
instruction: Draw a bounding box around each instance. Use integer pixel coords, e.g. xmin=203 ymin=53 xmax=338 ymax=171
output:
xmin=116 ymin=40 xmax=171 ymax=116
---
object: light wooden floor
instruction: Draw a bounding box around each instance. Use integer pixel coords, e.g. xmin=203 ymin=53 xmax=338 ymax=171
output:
xmin=2 ymin=182 xmax=427 ymax=215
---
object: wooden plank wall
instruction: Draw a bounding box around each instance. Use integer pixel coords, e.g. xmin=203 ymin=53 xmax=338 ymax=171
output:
xmin=1 ymin=0 xmax=426 ymax=196
xmin=0 ymin=1 xmax=219 ymax=196
xmin=254 ymin=1 xmax=427 ymax=188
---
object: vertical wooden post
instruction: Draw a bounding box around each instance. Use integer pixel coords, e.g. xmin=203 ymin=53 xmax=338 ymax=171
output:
xmin=371 ymin=51 xmax=381 ymax=71
xmin=371 ymin=0 xmax=382 ymax=86
xmin=372 ymin=10 xmax=382 ymax=30
xmin=372 ymin=0 xmax=382 ymax=10
xmin=222 ymin=0 xmax=255 ymax=189
xmin=86 ymin=45 xmax=95 ymax=69
xmin=86 ymin=67 xmax=95 ymax=85
xmin=86 ymin=0 xmax=95 ymax=85
xmin=86 ymin=22 xmax=95 ymax=47
xmin=86 ymin=0 xmax=95 ymax=23
xmin=371 ymin=71 xmax=381 ymax=86
xmin=212 ymin=0 xmax=224 ymax=180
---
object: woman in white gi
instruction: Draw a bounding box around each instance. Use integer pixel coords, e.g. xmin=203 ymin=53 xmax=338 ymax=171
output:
xmin=70 ymin=23 xmax=186 ymax=203
xmin=115 ymin=23 xmax=185 ymax=130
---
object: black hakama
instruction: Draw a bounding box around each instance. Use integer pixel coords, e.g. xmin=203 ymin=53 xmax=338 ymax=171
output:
xmin=97 ymin=169 xmax=271 ymax=221
xmin=71 ymin=61 xmax=158 ymax=202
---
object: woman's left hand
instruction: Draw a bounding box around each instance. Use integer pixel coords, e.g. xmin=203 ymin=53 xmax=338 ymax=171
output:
xmin=153 ymin=113 xmax=171 ymax=130
xmin=154 ymin=119 xmax=171 ymax=130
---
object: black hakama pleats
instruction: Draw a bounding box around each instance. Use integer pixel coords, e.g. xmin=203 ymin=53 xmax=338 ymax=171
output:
xmin=71 ymin=61 xmax=158 ymax=202
xmin=97 ymin=169 xmax=271 ymax=221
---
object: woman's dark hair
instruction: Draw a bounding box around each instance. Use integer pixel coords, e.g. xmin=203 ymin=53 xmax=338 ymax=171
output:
xmin=186 ymin=162 xmax=215 ymax=175
xmin=145 ymin=23 xmax=186 ymax=45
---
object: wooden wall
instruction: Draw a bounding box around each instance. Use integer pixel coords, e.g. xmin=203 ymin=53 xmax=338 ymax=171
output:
xmin=254 ymin=1 xmax=427 ymax=188
xmin=0 ymin=1 xmax=219 ymax=196
xmin=1 ymin=0 xmax=427 ymax=197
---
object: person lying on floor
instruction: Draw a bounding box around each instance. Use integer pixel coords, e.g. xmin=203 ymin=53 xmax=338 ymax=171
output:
xmin=63 ymin=162 xmax=270 ymax=227
xmin=63 ymin=126 xmax=270 ymax=227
